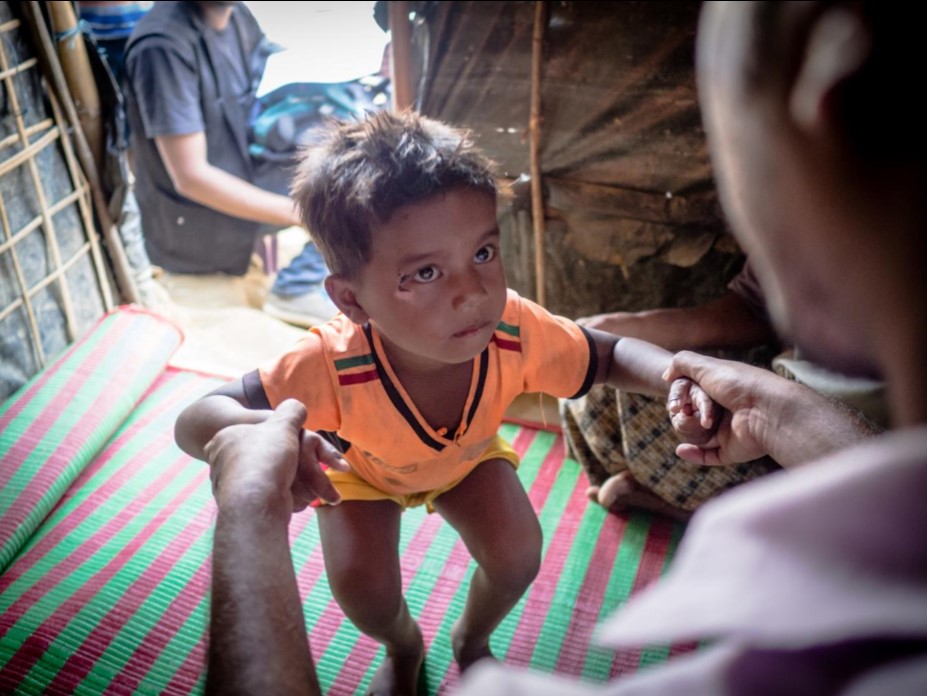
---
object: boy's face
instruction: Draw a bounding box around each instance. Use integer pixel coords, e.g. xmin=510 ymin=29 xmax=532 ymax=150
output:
xmin=347 ymin=187 xmax=507 ymax=371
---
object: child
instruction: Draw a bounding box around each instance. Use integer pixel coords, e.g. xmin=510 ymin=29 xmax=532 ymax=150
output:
xmin=175 ymin=111 xmax=717 ymax=696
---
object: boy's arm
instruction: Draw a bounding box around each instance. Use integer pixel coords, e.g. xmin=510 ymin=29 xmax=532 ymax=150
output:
xmin=176 ymin=376 xmax=349 ymax=506
xmin=586 ymin=328 xmax=719 ymax=442
xmin=175 ymin=378 xmax=273 ymax=462
xmin=587 ymin=328 xmax=675 ymax=397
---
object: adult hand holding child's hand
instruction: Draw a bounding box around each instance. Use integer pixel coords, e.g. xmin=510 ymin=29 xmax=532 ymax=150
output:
xmin=665 ymin=375 xmax=721 ymax=449
xmin=204 ymin=399 xmax=350 ymax=514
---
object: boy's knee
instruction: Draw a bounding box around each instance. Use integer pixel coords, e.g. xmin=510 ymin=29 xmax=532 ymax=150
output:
xmin=484 ymin=526 xmax=542 ymax=592
xmin=497 ymin=546 xmax=542 ymax=594
xmin=328 ymin=561 xmax=402 ymax=614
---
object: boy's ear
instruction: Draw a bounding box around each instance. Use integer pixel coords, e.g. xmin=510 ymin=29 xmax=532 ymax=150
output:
xmin=789 ymin=6 xmax=871 ymax=134
xmin=324 ymin=275 xmax=369 ymax=325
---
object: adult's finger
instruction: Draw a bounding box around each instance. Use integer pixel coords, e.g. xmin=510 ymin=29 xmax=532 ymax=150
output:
xmin=662 ymin=350 xmax=723 ymax=384
xmin=676 ymin=442 xmax=724 ymax=466
xmin=269 ymin=398 xmax=308 ymax=429
xmin=288 ymin=478 xmax=314 ymax=511
xmin=315 ymin=438 xmax=350 ymax=473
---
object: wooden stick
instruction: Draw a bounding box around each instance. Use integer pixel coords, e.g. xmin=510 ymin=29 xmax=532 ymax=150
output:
xmin=529 ymin=0 xmax=547 ymax=306
xmin=22 ymin=1 xmax=139 ymax=304
xmin=48 ymin=85 xmax=115 ymax=311
xmin=388 ymin=1 xmax=414 ymax=111
xmin=47 ymin=1 xmax=105 ymax=178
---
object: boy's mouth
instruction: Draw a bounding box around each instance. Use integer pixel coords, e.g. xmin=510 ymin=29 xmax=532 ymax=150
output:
xmin=453 ymin=320 xmax=491 ymax=339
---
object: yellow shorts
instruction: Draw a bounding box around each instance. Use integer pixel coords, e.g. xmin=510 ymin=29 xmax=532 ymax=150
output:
xmin=324 ymin=434 xmax=519 ymax=512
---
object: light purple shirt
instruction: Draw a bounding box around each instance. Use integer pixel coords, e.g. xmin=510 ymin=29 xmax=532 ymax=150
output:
xmin=460 ymin=427 xmax=927 ymax=694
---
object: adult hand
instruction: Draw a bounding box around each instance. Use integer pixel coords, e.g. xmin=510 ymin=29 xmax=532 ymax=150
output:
xmin=204 ymin=399 xmax=349 ymax=514
xmin=663 ymin=351 xmax=784 ymax=466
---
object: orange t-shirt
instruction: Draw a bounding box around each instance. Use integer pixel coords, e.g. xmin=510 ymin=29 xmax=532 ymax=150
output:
xmin=257 ymin=290 xmax=596 ymax=496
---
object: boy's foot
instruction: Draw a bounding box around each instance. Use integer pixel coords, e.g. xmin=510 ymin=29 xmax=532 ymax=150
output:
xmin=451 ymin=620 xmax=498 ymax=674
xmin=587 ymin=471 xmax=692 ymax=522
xmin=367 ymin=631 xmax=425 ymax=696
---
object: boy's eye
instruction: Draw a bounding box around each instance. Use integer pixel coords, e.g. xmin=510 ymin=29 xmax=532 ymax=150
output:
xmin=414 ymin=266 xmax=441 ymax=283
xmin=474 ymin=245 xmax=496 ymax=264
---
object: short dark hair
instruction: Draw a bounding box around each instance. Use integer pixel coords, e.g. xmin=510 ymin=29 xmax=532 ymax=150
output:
xmin=291 ymin=111 xmax=498 ymax=279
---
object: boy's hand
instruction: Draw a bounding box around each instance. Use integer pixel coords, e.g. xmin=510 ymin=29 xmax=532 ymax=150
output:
xmin=663 ymin=352 xmax=771 ymax=466
xmin=204 ymin=399 xmax=350 ymax=514
xmin=666 ymin=377 xmax=721 ymax=447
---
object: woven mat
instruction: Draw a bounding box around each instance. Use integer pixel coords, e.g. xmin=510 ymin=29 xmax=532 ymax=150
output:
xmin=0 ymin=367 xmax=688 ymax=694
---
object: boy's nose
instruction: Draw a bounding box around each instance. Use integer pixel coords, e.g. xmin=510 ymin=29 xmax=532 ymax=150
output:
xmin=451 ymin=270 xmax=487 ymax=311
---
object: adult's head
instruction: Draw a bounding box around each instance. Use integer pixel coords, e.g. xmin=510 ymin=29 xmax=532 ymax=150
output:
xmin=696 ymin=2 xmax=924 ymax=423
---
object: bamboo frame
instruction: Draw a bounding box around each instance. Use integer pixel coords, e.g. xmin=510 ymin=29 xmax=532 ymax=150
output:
xmin=529 ymin=0 xmax=547 ymax=306
xmin=22 ymin=0 xmax=138 ymax=305
xmin=0 ymin=13 xmax=114 ymax=370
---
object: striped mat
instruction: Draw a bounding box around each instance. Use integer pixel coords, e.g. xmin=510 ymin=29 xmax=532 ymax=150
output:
xmin=0 ymin=310 xmax=690 ymax=695
xmin=0 ymin=307 xmax=183 ymax=573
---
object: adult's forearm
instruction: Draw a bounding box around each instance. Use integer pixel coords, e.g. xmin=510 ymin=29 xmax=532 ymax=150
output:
xmin=631 ymin=294 xmax=776 ymax=351
xmin=580 ymin=292 xmax=776 ymax=352
xmin=207 ymin=503 xmax=320 ymax=696
xmin=174 ymin=164 xmax=299 ymax=228
xmin=155 ymin=132 xmax=300 ymax=228
xmin=755 ymin=378 xmax=880 ymax=468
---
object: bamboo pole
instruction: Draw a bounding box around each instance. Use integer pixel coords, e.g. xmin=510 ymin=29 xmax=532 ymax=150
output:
xmin=388 ymin=1 xmax=414 ymax=111
xmin=529 ymin=1 xmax=547 ymax=306
xmin=22 ymin=1 xmax=139 ymax=304
xmin=47 ymin=1 xmax=104 ymax=178
xmin=48 ymin=84 xmax=115 ymax=311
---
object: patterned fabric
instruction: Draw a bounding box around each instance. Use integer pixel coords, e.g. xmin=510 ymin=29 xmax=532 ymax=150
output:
xmin=561 ymin=386 xmax=779 ymax=512
xmin=561 ymin=338 xmax=782 ymax=513
xmin=0 ymin=308 xmax=183 ymax=572
xmin=78 ymin=2 xmax=154 ymax=40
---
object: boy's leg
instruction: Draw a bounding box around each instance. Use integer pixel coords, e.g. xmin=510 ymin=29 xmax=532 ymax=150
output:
xmin=431 ymin=458 xmax=542 ymax=672
xmin=317 ymin=500 xmax=423 ymax=696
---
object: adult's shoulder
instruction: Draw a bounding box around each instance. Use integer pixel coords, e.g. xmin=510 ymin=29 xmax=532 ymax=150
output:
xmin=126 ymin=1 xmax=200 ymax=60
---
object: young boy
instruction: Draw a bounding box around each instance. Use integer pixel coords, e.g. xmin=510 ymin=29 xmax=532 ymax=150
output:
xmin=175 ymin=111 xmax=717 ymax=696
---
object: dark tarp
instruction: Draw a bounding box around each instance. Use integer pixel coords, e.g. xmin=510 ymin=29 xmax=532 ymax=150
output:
xmin=415 ymin=0 xmax=745 ymax=317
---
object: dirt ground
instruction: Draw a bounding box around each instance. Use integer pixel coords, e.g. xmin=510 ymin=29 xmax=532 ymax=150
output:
xmin=154 ymin=226 xmax=559 ymax=427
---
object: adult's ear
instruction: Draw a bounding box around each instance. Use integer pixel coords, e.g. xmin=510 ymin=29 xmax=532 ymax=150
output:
xmin=324 ymin=275 xmax=369 ymax=325
xmin=789 ymin=6 xmax=871 ymax=134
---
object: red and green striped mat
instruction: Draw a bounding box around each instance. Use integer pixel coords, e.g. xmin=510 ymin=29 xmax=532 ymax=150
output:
xmin=0 ymin=308 xmax=689 ymax=694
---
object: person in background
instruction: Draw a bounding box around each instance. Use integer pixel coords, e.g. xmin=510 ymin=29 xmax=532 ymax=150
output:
xmin=77 ymin=1 xmax=153 ymax=88
xmin=123 ymin=1 xmax=338 ymax=327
